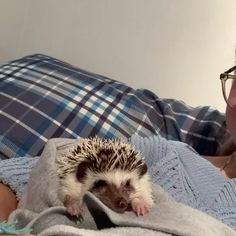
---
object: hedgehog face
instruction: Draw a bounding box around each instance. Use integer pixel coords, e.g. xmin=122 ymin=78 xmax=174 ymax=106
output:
xmin=89 ymin=178 xmax=135 ymax=213
xmin=78 ymin=166 xmax=147 ymax=213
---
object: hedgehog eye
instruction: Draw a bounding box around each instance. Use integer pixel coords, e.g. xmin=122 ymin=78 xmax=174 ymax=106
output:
xmin=125 ymin=179 xmax=131 ymax=187
xmin=93 ymin=180 xmax=107 ymax=189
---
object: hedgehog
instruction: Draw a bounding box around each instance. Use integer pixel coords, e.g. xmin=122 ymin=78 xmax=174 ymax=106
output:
xmin=56 ymin=136 xmax=154 ymax=216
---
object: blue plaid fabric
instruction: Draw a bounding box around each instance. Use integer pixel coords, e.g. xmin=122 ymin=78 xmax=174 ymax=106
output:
xmin=0 ymin=54 xmax=230 ymax=158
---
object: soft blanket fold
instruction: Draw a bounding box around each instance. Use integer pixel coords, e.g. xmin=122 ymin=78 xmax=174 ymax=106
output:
xmin=10 ymin=188 xmax=236 ymax=236
xmin=9 ymin=136 xmax=236 ymax=235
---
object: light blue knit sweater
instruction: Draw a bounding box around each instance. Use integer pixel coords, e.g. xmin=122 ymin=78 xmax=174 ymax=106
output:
xmin=130 ymin=135 xmax=236 ymax=230
xmin=1 ymin=135 xmax=236 ymax=230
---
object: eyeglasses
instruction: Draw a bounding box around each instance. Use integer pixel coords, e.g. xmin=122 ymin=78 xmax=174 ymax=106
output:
xmin=220 ymin=65 xmax=236 ymax=107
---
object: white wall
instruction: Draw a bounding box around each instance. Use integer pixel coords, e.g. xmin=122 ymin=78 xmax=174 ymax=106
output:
xmin=1 ymin=0 xmax=236 ymax=111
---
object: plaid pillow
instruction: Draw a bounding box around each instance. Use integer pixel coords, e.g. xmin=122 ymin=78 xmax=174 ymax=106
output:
xmin=0 ymin=54 xmax=229 ymax=158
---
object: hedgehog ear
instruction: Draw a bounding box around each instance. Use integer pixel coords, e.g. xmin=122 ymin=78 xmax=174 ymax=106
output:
xmin=76 ymin=161 xmax=91 ymax=182
xmin=138 ymin=163 xmax=148 ymax=177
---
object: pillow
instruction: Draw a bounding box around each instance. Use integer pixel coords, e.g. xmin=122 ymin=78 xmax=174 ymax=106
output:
xmin=0 ymin=54 xmax=228 ymax=158
xmin=0 ymin=54 xmax=160 ymax=158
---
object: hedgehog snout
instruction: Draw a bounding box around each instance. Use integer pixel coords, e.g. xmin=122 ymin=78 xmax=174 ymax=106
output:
xmin=118 ymin=198 xmax=128 ymax=208
xmin=89 ymin=179 xmax=132 ymax=213
xmin=116 ymin=197 xmax=128 ymax=211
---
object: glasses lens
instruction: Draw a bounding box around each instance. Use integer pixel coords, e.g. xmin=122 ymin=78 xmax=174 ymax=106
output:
xmin=224 ymin=78 xmax=236 ymax=107
xmin=224 ymin=79 xmax=234 ymax=102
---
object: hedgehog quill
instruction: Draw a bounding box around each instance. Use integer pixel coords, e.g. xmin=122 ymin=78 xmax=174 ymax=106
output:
xmin=21 ymin=137 xmax=153 ymax=217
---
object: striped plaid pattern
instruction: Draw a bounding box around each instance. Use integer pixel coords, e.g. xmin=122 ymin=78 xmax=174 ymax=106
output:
xmin=0 ymin=54 xmax=229 ymax=158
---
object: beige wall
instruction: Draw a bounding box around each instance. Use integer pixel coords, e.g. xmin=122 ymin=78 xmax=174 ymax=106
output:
xmin=1 ymin=0 xmax=236 ymax=111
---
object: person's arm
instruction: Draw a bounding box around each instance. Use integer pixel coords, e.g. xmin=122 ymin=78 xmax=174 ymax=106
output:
xmin=0 ymin=183 xmax=17 ymax=221
xmin=0 ymin=157 xmax=39 ymax=235
xmin=0 ymin=183 xmax=35 ymax=236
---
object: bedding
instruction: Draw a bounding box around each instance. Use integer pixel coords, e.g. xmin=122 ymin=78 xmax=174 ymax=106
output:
xmin=3 ymin=133 xmax=236 ymax=231
xmin=0 ymin=54 xmax=230 ymax=159
xmin=8 ymin=135 xmax=236 ymax=234
xmin=10 ymin=190 xmax=236 ymax=236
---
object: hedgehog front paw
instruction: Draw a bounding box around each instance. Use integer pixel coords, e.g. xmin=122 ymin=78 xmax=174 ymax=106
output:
xmin=64 ymin=195 xmax=84 ymax=217
xmin=131 ymin=198 xmax=151 ymax=216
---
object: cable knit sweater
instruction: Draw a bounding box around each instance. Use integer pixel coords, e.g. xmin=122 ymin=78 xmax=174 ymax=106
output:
xmin=1 ymin=135 xmax=236 ymax=230
xmin=130 ymin=135 xmax=236 ymax=230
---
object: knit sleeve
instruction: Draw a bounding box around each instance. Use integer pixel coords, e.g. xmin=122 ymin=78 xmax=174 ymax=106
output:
xmin=0 ymin=157 xmax=39 ymax=200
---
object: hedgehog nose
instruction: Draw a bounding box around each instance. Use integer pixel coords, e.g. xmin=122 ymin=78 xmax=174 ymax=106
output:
xmin=117 ymin=198 xmax=128 ymax=209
